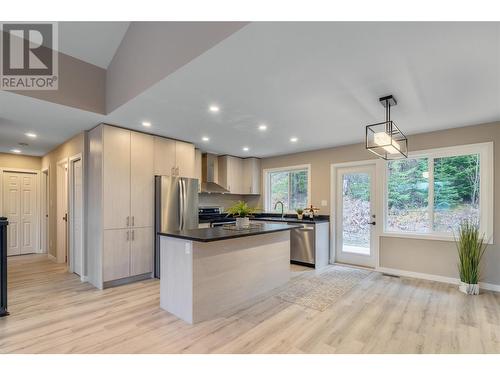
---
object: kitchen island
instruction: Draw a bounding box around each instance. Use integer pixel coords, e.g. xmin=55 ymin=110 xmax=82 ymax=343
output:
xmin=158 ymin=223 xmax=299 ymax=324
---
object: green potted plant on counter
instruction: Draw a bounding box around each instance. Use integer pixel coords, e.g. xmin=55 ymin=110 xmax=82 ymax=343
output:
xmin=226 ymin=201 xmax=258 ymax=229
xmin=296 ymin=208 xmax=304 ymax=220
xmin=455 ymin=219 xmax=488 ymax=295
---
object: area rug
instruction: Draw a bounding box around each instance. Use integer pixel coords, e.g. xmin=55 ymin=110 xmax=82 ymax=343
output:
xmin=277 ymin=266 xmax=372 ymax=311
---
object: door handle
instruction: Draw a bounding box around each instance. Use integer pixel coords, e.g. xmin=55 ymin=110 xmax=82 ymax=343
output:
xmin=63 ymin=213 xmax=68 ymax=222
xmin=370 ymin=221 xmax=376 ymax=225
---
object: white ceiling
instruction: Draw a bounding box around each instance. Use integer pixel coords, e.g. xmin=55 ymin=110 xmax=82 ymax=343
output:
xmin=58 ymin=22 xmax=129 ymax=68
xmin=106 ymin=22 xmax=500 ymax=157
xmin=1 ymin=22 xmax=499 ymax=157
xmin=0 ymin=90 xmax=104 ymax=155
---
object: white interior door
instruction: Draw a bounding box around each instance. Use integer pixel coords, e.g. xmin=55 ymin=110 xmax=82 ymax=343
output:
xmin=2 ymin=171 xmax=38 ymax=256
xmin=335 ymin=164 xmax=377 ymax=268
xmin=70 ymin=158 xmax=83 ymax=276
xmin=57 ymin=161 xmax=68 ymax=263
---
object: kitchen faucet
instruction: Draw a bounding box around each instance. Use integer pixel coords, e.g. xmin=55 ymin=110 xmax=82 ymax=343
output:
xmin=274 ymin=201 xmax=285 ymax=219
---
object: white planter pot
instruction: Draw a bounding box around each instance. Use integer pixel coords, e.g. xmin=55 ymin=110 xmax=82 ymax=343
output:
xmin=459 ymin=282 xmax=479 ymax=295
xmin=297 ymin=214 xmax=303 ymax=220
xmin=235 ymin=217 xmax=250 ymax=229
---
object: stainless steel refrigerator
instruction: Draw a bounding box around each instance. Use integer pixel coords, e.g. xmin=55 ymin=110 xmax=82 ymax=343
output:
xmin=154 ymin=175 xmax=199 ymax=277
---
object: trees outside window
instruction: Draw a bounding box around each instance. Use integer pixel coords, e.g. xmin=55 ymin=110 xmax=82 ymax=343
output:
xmin=267 ymin=168 xmax=309 ymax=212
xmin=386 ymin=153 xmax=480 ymax=235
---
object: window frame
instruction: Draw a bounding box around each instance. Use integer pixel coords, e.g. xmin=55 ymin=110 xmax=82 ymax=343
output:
xmin=264 ymin=164 xmax=311 ymax=213
xmin=381 ymin=142 xmax=494 ymax=243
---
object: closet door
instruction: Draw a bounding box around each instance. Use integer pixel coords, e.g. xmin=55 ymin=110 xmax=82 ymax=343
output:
xmin=103 ymin=229 xmax=130 ymax=282
xmin=103 ymin=126 xmax=131 ymax=230
xmin=130 ymin=227 xmax=153 ymax=276
xmin=20 ymin=173 xmax=37 ymax=254
xmin=3 ymin=172 xmax=21 ymax=255
xmin=131 ymin=132 xmax=154 ymax=228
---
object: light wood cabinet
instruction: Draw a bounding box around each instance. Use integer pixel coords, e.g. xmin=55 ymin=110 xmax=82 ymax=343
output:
xmin=218 ymin=155 xmax=243 ymax=194
xmin=103 ymin=229 xmax=130 ymax=282
xmin=243 ymin=158 xmax=261 ymax=195
xmin=131 ymin=132 xmax=154 ymax=228
xmin=88 ymin=124 xmax=157 ymax=289
xmin=175 ymin=141 xmax=195 ymax=178
xmin=153 ymin=137 xmax=176 ymax=176
xmin=154 ymin=136 xmax=195 ymax=178
xmin=130 ymin=227 xmax=154 ymax=276
xmin=103 ymin=126 xmax=130 ymax=230
xmin=219 ymin=155 xmax=261 ymax=195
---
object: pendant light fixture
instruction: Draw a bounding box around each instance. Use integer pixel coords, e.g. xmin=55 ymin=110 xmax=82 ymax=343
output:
xmin=365 ymin=95 xmax=408 ymax=160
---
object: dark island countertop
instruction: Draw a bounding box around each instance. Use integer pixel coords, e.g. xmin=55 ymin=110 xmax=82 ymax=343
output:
xmin=159 ymin=222 xmax=301 ymax=243
xmin=199 ymin=213 xmax=330 ymax=225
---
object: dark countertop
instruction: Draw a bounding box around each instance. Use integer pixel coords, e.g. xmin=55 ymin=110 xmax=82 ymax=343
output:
xmin=159 ymin=223 xmax=301 ymax=242
xmin=199 ymin=213 xmax=329 ymax=225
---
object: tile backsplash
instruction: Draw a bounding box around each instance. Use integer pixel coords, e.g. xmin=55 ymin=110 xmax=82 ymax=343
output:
xmin=198 ymin=193 xmax=261 ymax=212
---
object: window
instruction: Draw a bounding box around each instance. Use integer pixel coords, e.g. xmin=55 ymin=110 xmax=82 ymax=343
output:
xmin=384 ymin=143 xmax=493 ymax=240
xmin=265 ymin=165 xmax=310 ymax=213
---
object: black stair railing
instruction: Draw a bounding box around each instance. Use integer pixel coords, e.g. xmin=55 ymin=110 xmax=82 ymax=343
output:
xmin=0 ymin=217 xmax=8 ymax=317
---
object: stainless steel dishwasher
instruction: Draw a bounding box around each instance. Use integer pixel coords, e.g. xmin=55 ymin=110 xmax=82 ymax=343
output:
xmin=289 ymin=223 xmax=315 ymax=266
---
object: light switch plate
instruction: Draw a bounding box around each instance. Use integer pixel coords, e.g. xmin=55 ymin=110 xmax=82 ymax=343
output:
xmin=321 ymin=200 xmax=328 ymax=207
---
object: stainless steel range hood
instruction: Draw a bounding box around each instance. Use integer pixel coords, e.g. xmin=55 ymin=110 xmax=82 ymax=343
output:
xmin=201 ymin=153 xmax=229 ymax=194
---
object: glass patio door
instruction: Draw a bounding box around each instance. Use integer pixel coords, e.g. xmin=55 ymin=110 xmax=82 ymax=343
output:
xmin=335 ymin=164 xmax=377 ymax=268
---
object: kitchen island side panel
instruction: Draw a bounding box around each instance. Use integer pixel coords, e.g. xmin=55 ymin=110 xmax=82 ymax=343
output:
xmin=192 ymin=231 xmax=290 ymax=323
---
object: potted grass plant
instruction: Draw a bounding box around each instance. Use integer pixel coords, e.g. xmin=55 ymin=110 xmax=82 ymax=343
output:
xmin=296 ymin=208 xmax=304 ymax=220
xmin=455 ymin=219 xmax=488 ymax=295
xmin=226 ymin=201 xmax=258 ymax=229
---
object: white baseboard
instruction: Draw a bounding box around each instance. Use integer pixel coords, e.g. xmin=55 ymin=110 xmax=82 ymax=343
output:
xmin=376 ymin=267 xmax=500 ymax=292
xmin=47 ymin=254 xmax=56 ymax=262
xmin=80 ymin=275 xmax=88 ymax=282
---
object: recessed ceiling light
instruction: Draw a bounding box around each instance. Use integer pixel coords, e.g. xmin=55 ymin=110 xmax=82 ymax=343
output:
xmin=290 ymin=137 xmax=298 ymax=143
xmin=243 ymin=147 xmax=249 ymax=152
xmin=11 ymin=149 xmax=21 ymax=153
xmin=142 ymin=121 xmax=151 ymax=127
xmin=25 ymin=132 xmax=37 ymax=138
xmin=258 ymin=124 xmax=267 ymax=131
xmin=202 ymin=136 xmax=210 ymax=142
xmin=209 ymin=105 xmax=220 ymax=113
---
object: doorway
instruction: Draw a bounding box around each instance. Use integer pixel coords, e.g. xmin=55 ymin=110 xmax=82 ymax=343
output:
xmin=56 ymin=159 xmax=68 ymax=264
xmin=41 ymin=168 xmax=49 ymax=254
xmin=333 ymin=163 xmax=378 ymax=268
xmin=1 ymin=171 xmax=39 ymax=256
xmin=68 ymin=155 xmax=83 ymax=277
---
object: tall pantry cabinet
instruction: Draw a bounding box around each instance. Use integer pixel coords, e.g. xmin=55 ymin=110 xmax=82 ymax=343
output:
xmin=87 ymin=124 xmax=154 ymax=289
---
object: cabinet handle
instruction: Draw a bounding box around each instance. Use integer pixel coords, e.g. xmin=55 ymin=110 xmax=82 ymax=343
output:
xmin=132 ymin=216 xmax=135 ymax=226
xmin=126 ymin=231 xmax=129 ymax=241
xmin=176 ymin=167 xmax=180 ymax=176
xmin=132 ymin=230 xmax=135 ymax=241
xmin=126 ymin=216 xmax=130 ymax=227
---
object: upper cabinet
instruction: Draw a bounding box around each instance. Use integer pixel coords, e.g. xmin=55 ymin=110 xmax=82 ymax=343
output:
xmin=103 ymin=126 xmax=131 ymax=230
xmin=243 ymin=158 xmax=261 ymax=195
xmin=218 ymin=155 xmax=261 ymax=195
xmin=153 ymin=137 xmax=176 ymax=176
xmin=131 ymin=132 xmax=154 ymax=228
xmin=154 ymin=136 xmax=195 ymax=178
xmin=175 ymin=141 xmax=195 ymax=179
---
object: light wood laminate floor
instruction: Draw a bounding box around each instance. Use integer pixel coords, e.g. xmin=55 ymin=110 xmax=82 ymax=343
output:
xmin=1 ymin=254 xmax=499 ymax=354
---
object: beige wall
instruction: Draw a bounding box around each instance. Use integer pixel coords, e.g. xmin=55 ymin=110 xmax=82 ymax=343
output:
xmin=41 ymin=132 xmax=85 ymax=258
xmin=260 ymin=121 xmax=500 ymax=285
xmin=0 ymin=153 xmax=42 ymax=170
